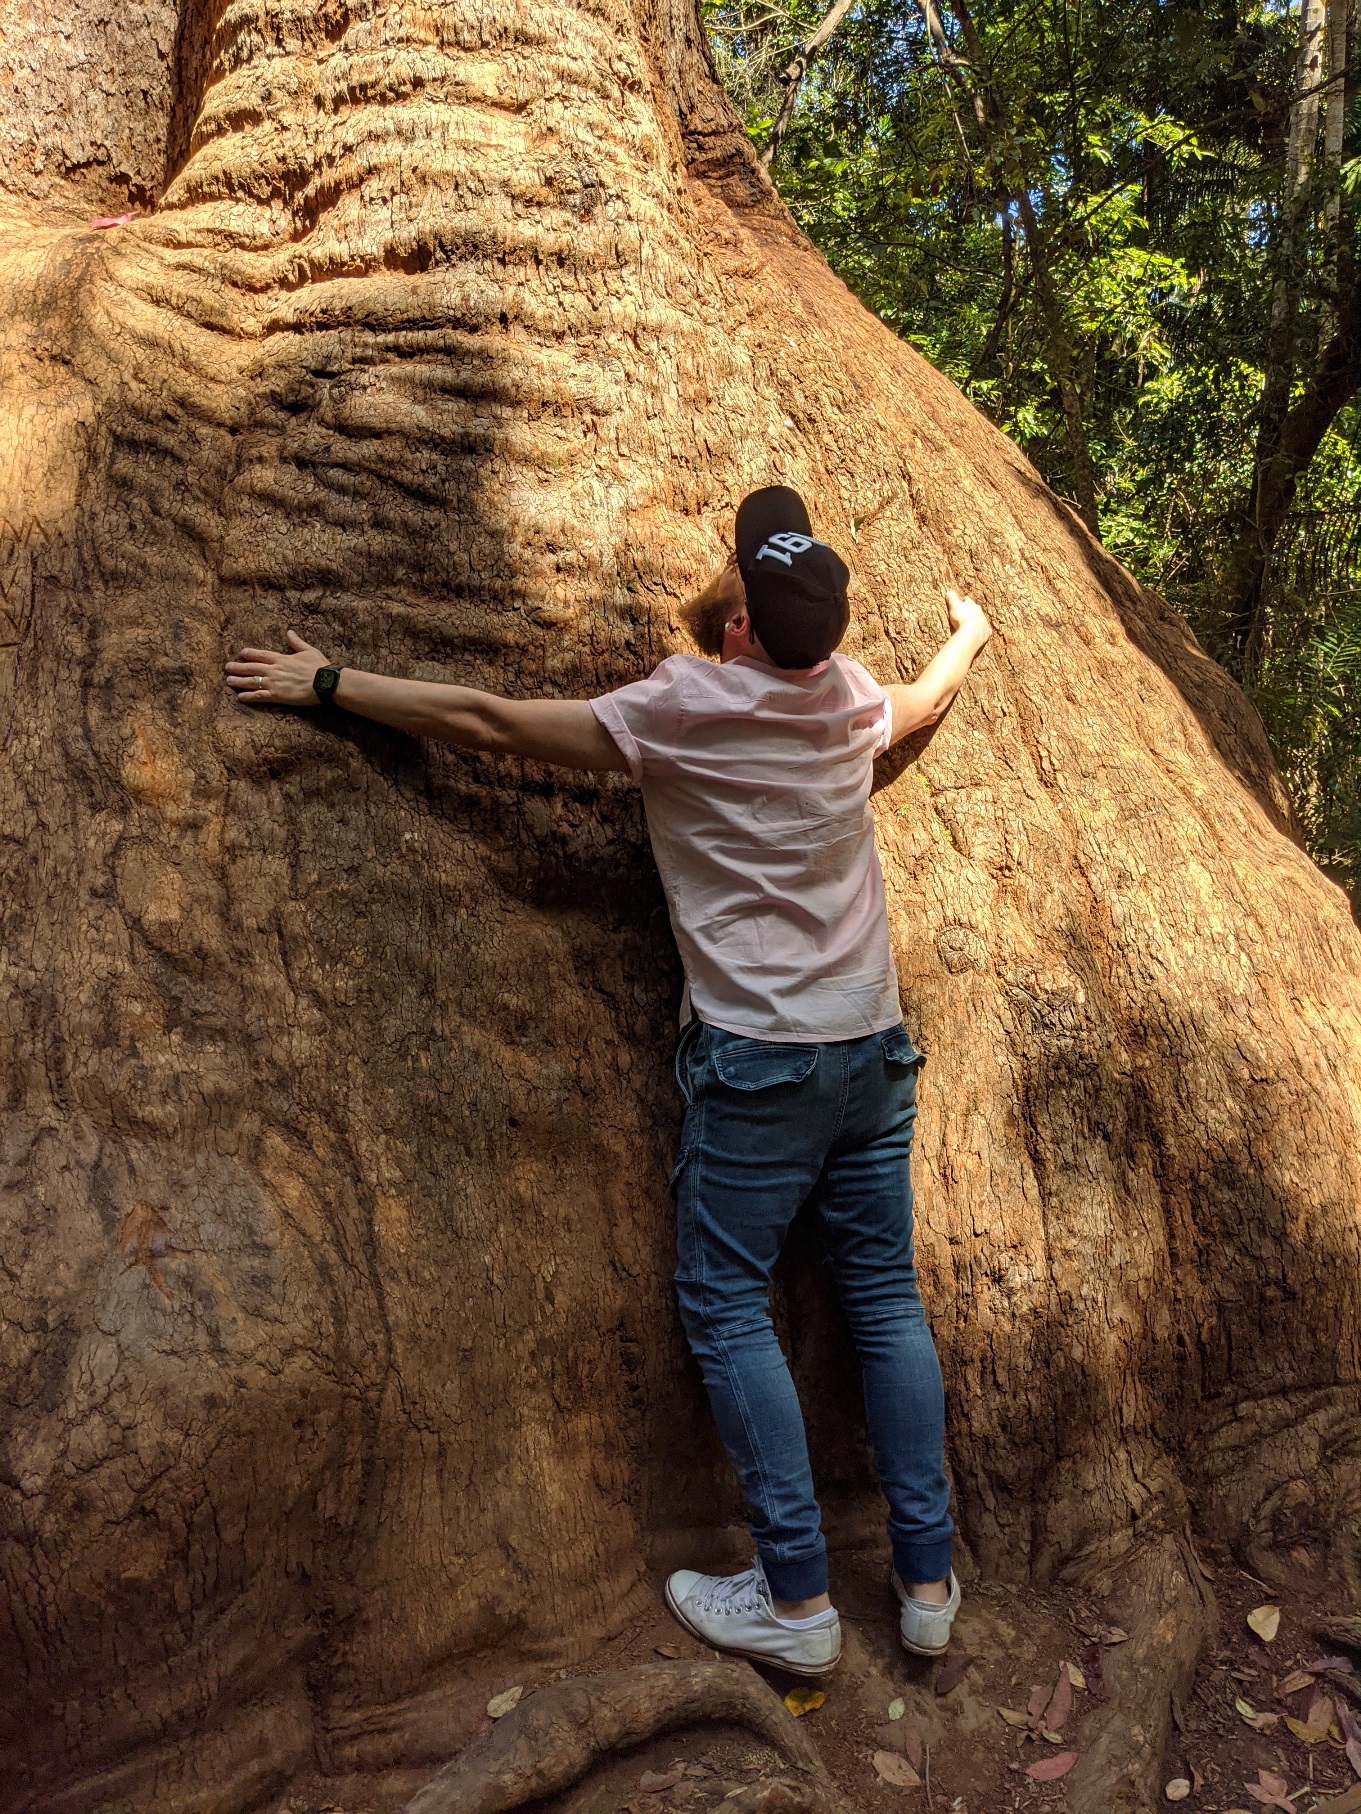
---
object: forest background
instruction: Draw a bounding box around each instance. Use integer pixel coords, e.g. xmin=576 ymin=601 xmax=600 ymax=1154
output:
xmin=704 ymin=0 xmax=1360 ymax=906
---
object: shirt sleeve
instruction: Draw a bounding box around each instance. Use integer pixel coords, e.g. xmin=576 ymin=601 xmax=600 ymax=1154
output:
xmin=589 ymin=658 xmax=689 ymax=786
xmin=837 ymin=656 xmax=892 ymax=754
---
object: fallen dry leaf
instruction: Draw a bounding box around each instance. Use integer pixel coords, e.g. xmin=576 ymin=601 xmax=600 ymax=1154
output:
xmin=1027 ymin=1682 xmax=1051 ymax=1720
xmin=1277 ymin=1669 xmax=1315 ymax=1696
xmin=90 ymin=212 xmax=137 ymax=229
xmin=1306 ymin=1656 xmax=1354 ymax=1673
xmin=872 ymin=1750 xmax=921 ymax=1788
xmin=1307 ymin=1688 xmax=1336 ymax=1729
xmin=654 ymin=1644 xmax=680 ymax=1659
xmin=1165 ymin=1779 xmax=1191 ymax=1802
xmin=1284 ymin=1714 xmax=1331 ymax=1744
xmin=486 ymin=1684 xmax=523 ymax=1719
xmin=901 ymin=1722 xmax=923 ymax=1770
xmin=1247 ymin=1605 xmax=1281 ymax=1643
xmin=1242 ymin=1768 xmax=1296 ymax=1812
xmin=887 ymin=1697 xmax=904 ymax=1721
xmin=640 ymin=1767 xmax=686 ymax=1792
xmin=998 ymin=1707 xmax=1030 ymax=1727
xmin=1191 ymin=1765 xmax=1204 ymax=1791
xmin=935 ymin=1652 xmax=974 ymax=1695
xmin=1236 ymin=1696 xmax=1280 ymax=1733
xmin=783 ymin=1686 xmax=825 ymax=1718
xmin=1316 ymin=1787 xmax=1361 ymax=1814
xmin=1064 ymin=1658 xmax=1087 ymax=1691
xmin=1101 ymin=1625 xmax=1130 ymax=1644
xmin=1044 ymin=1669 xmax=1073 ymax=1731
xmin=1337 ymin=1699 xmax=1361 ymax=1779
xmin=1025 ymin=1751 xmax=1078 ymax=1782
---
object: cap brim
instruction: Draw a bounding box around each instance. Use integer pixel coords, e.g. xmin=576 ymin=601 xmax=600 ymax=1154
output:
xmin=735 ymin=486 xmax=812 ymax=574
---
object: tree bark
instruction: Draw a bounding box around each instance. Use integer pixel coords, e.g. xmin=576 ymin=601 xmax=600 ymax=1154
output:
xmin=0 ymin=5 xmax=1359 ymax=1814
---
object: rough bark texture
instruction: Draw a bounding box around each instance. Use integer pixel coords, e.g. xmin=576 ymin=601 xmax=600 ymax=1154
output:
xmin=1 ymin=5 xmax=1359 ymax=1812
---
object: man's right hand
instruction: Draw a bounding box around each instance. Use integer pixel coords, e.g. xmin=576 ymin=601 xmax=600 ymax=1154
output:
xmin=882 ymin=587 xmax=995 ymax=745
xmin=946 ymin=588 xmax=991 ymax=643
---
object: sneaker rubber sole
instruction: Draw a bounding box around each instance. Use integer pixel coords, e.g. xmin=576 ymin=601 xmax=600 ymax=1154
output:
xmin=662 ymin=1577 xmax=841 ymax=1678
xmin=900 ymin=1627 xmax=951 ymax=1658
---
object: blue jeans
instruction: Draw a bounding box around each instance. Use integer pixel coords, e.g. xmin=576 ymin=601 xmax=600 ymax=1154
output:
xmin=671 ymin=1019 xmax=953 ymax=1603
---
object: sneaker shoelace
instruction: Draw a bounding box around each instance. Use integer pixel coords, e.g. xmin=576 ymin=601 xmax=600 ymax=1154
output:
xmin=695 ymin=1566 xmax=766 ymax=1618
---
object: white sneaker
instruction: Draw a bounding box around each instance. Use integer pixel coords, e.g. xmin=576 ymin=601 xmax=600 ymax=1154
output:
xmin=892 ymin=1568 xmax=961 ymax=1656
xmin=664 ymin=1559 xmax=841 ymax=1677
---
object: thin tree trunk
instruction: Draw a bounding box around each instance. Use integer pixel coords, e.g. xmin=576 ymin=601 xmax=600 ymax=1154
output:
xmin=760 ymin=0 xmax=857 ymax=169
xmin=1222 ymin=0 xmax=1330 ymax=657
xmin=1318 ymin=0 xmax=1352 ymax=344
xmin=970 ymin=206 xmax=1017 ymax=378
xmin=935 ymin=0 xmax=1102 ymax=531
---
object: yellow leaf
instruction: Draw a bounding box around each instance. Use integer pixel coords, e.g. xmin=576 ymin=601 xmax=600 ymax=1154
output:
xmin=1285 ymin=1715 xmax=1332 ymax=1744
xmin=487 ymin=1684 xmax=523 ymax=1718
xmin=784 ymin=1686 xmax=825 ymax=1718
xmin=1064 ymin=1660 xmax=1087 ymax=1691
xmin=887 ymin=1697 xmax=905 ymax=1720
xmin=998 ymin=1707 xmax=1031 ymax=1726
xmin=1247 ymin=1604 xmax=1281 ymax=1642
xmin=1041 ymin=1729 xmax=1064 ymax=1743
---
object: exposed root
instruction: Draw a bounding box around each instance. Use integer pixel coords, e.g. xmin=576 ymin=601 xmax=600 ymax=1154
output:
xmin=1065 ymin=1533 xmax=1218 ymax=1814
xmin=401 ymin=1658 xmax=856 ymax=1814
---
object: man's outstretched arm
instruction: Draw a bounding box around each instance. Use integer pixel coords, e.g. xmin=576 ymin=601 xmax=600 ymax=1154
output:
xmin=224 ymin=631 xmax=630 ymax=772
xmin=883 ymin=590 xmax=992 ymax=744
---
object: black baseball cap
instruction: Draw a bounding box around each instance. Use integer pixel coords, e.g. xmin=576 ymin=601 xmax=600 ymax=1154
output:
xmin=735 ymin=486 xmax=851 ymax=669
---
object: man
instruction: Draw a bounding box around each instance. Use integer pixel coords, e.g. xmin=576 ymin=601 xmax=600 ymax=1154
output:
xmin=225 ymin=486 xmax=992 ymax=1676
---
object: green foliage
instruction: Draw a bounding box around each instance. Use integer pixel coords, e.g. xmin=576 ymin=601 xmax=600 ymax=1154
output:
xmin=705 ymin=0 xmax=1360 ymax=907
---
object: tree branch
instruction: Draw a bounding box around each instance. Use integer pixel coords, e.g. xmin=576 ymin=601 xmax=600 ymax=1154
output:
xmin=760 ymin=0 xmax=858 ymax=169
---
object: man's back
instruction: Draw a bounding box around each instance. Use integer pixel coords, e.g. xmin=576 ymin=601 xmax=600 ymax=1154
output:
xmin=591 ymin=652 xmax=898 ymax=1041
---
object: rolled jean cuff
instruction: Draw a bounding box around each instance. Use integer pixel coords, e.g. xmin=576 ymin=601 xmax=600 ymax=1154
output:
xmin=892 ymin=1536 xmax=953 ymax=1587
xmin=760 ymin=1544 xmax=829 ymax=1602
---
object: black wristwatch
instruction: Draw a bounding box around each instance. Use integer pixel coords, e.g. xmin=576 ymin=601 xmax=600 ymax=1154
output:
xmin=312 ymin=665 xmax=344 ymax=706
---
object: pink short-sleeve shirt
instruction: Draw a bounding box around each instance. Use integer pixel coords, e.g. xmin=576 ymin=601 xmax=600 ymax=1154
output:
xmin=591 ymin=653 xmax=901 ymax=1042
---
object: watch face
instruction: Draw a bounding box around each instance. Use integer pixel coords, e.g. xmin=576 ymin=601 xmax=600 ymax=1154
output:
xmin=317 ymin=669 xmax=337 ymax=695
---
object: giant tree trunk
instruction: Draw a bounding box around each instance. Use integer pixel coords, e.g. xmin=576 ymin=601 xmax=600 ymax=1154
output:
xmin=1 ymin=5 xmax=1359 ymax=1813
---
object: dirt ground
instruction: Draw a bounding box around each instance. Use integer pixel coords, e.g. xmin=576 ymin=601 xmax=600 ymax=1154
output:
xmin=275 ymin=1537 xmax=1361 ymax=1814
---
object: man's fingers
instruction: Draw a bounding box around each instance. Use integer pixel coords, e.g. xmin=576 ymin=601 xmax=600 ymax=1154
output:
xmin=235 ymin=646 xmax=280 ymax=662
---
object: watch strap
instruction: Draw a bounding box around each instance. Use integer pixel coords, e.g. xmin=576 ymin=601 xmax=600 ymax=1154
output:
xmin=313 ymin=665 xmax=343 ymax=705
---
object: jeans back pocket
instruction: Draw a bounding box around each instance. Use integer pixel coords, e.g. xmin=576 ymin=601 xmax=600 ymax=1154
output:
xmin=881 ymin=1026 xmax=926 ymax=1071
